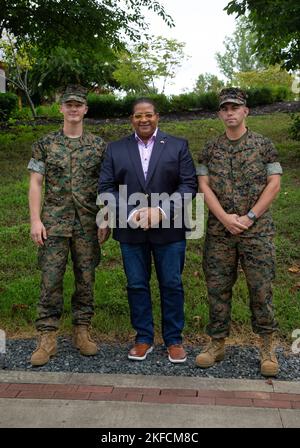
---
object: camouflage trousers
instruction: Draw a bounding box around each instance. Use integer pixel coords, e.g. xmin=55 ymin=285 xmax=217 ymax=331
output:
xmin=36 ymin=224 xmax=100 ymax=332
xmin=203 ymin=234 xmax=278 ymax=339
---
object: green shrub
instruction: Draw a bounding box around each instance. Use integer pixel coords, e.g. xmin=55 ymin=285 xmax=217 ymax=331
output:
xmin=290 ymin=114 xmax=300 ymax=140
xmin=119 ymin=94 xmax=139 ymax=116
xmin=119 ymin=94 xmax=149 ymax=116
xmin=170 ymin=93 xmax=199 ymax=112
xmin=148 ymin=93 xmax=170 ymax=114
xmin=247 ymin=87 xmax=274 ymax=107
xmin=11 ymin=107 xmax=33 ymax=120
xmin=6 ymin=85 xmax=291 ymax=121
xmin=0 ymin=92 xmax=18 ymax=121
xmin=246 ymin=86 xmax=291 ymax=107
xmin=169 ymin=92 xmax=218 ymax=113
xmin=198 ymin=92 xmax=219 ymax=111
xmin=86 ymin=93 xmax=170 ymax=118
xmin=273 ymin=85 xmax=291 ymax=102
xmin=87 ymin=93 xmax=122 ymax=118
xmin=121 ymin=93 xmax=170 ymax=115
xmin=36 ymin=103 xmax=61 ymax=118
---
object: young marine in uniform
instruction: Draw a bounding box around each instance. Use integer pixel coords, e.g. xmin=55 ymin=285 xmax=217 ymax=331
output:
xmin=196 ymin=88 xmax=282 ymax=376
xmin=28 ymin=85 xmax=106 ymax=366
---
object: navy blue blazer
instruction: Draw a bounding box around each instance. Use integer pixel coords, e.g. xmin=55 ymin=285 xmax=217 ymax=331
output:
xmin=98 ymin=129 xmax=197 ymax=244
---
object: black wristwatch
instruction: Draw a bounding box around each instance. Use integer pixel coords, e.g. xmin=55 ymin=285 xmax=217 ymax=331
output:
xmin=247 ymin=210 xmax=257 ymax=222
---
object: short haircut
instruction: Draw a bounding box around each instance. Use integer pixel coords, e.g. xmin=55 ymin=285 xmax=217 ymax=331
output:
xmin=131 ymin=97 xmax=157 ymax=114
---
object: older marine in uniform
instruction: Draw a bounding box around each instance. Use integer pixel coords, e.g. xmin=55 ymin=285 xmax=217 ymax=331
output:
xmin=28 ymin=85 xmax=106 ymax=366
xmin=196 ymin=88 xmax=282 ymax=376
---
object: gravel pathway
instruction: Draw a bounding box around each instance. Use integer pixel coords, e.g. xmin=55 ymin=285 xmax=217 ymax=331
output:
xmin=1 ymin=338 xmax=300 ymax=381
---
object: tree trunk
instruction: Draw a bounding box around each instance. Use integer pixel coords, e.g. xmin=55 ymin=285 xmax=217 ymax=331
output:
xmin=161 ymin=77 xmax=167 ymax=94
xmin=24 ymin=88 xmax=37 ymax=118
xmin=18 ymin=94 xmax=22 ymax=110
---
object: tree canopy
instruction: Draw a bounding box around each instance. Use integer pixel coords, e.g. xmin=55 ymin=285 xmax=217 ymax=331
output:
xmin=0 ymin=1 xmax=173 ymax=52
xmin=30 ymin=45 xmax=119 ymax=95
xmin=0 ymin=0 xmax=174 ymax=113
xmin=216 ymin=17 xmax=264 ymax=81
xmin=194 ymin=73 xmax=224 ymax=94
xmin=233 ymin=65 xmax=293 ymax=91
xmin=113 ymin=36 xmax=187 ymax=94
xmin=225 ymin=0 xmax=300 ymax=70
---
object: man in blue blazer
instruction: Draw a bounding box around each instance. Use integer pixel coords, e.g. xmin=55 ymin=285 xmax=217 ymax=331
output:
xmin=98 ymin=98 xmax=197 ymax=363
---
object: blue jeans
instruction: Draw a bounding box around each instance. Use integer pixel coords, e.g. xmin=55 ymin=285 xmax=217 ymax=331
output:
xmin=120 ymin=240 xmax=186 ymax=347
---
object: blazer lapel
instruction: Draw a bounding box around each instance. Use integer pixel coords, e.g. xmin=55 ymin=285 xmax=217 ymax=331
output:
xmin=126 ymin=134 xmax=146 ymax=189
xmin=145 ymin=130 xmax=167 ymax=187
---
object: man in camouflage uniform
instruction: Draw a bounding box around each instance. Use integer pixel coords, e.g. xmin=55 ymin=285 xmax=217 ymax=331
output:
xmin=28 ymin=85 xmax=106 ymax=366
xmin=196 ymin=88 xmax=282 ymax=376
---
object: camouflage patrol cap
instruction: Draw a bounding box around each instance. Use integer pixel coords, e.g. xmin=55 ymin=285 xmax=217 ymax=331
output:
xmin=219 ymin=87 xmax=247 ymax=108
xmin=61 ymin=85 xmax=88 ymax=104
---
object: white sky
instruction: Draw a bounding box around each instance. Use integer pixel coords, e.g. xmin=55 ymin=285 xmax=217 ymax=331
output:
xmin=144 ymin=0 xmax=237 ymax=94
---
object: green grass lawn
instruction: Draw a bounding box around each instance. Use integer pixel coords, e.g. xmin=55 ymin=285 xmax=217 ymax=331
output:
xmin=0 ymin=113 xmax=299 ymax=344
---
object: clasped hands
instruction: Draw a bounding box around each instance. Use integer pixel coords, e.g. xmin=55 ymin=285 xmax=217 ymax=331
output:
xmin=129 ymin=207 xmax=163 ymax=231
xmin=222 ymin=214 xmax=254 ymax=235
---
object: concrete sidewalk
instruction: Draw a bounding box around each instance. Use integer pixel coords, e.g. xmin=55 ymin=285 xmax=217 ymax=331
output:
xmin=0 ymin=370 xmax=299 ymax=428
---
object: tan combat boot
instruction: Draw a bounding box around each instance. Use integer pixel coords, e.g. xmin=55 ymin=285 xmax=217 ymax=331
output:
xmin=195 ymin=338 xmax=225 ymax=368
xmin=260 ymin=333 xmax=279 ymax=377
xmin=31 ymin=331 xmax=57 ymax=366
xmin=73 ymin=325 xmax=97 ymax=356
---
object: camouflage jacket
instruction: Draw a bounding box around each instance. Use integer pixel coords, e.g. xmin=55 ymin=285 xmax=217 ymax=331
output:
xmin=197 ymin=130 xmax=283 ymax=237
xmin=28 ymin=130 xmax=106 ymax=236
